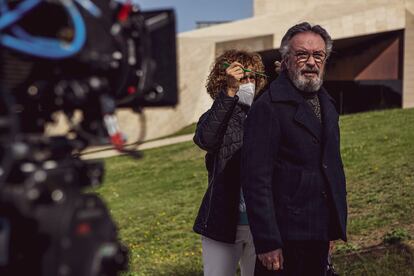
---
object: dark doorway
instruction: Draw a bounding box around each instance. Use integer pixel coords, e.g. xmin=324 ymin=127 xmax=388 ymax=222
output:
xmin=323 ymin=80 xmax=401 ymax=114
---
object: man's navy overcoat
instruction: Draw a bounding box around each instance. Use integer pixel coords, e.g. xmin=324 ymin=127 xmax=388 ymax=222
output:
xmin=241 ymin=71 xmax=347 ymax=254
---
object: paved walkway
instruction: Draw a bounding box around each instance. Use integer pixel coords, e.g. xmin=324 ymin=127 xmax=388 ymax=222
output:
xmin=81 ymin=134 xmax=194 ymax=159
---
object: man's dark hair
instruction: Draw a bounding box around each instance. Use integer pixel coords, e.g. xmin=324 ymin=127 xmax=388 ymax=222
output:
xmin=279 ymin=22 xmax=333 ymax=59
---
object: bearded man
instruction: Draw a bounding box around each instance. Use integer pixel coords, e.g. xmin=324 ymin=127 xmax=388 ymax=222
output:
xmin=241 ymin=22 xmax=347 ymax=276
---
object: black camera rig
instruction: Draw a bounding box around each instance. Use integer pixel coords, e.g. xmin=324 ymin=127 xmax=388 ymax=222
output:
xmin=0 ymin=0 xmax=178 ymax=275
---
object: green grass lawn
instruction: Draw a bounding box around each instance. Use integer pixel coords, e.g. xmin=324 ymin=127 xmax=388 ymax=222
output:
xmin=95 ymin=108 xmax=414 ymax=276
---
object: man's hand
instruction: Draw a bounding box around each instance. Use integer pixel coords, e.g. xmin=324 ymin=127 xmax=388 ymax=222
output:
xmin=225 ymin=61 xmax=244 ymax=97
xmin=258 ymin=249 xmax=284 ymax=271
xmin=329 ymin=241 xmax=335 ymax=255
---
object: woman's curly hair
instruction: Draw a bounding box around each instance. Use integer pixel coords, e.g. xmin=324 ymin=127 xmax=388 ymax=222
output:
xmin=206 ymin=49 xmax=267 ymax=99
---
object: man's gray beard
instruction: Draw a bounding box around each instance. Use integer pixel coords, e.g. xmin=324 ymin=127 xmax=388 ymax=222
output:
xmin=288 ymin=68 xmax=323 ymax=93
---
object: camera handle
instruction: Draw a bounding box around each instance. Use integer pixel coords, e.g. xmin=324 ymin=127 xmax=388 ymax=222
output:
xmin=100 ymin=95 xmax=142 ymax=159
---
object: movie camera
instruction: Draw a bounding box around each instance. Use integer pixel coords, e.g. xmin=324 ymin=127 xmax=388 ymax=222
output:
xmin=0 ymin=0 xmax=177 ymax=275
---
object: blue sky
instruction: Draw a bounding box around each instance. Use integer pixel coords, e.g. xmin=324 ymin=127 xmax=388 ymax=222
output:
xmin=132 ymin=0 xmax=253 ymax=33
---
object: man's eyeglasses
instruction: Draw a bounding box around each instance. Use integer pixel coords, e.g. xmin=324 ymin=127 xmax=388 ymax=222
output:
xmin=292 ymin=51 xmax=327 ymax=64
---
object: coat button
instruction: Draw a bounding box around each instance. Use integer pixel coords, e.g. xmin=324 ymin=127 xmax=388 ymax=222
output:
xmin=321 ymin=191 xmax=328 ymax=198
xmin=322 ymin=164 xmax=328 ymax=169
xmin=312 ymin=137 xmax=319 ymax=144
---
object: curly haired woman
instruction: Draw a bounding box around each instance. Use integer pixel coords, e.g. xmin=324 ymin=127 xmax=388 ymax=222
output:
xmin=193 ymin=49 xmax=267 ymax=276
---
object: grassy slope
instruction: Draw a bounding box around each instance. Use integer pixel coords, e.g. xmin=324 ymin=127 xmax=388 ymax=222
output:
xmin=96 ymin=108 xmax=414 ymax=276
xmin=334 ymin=108 xmax=414 ymax=275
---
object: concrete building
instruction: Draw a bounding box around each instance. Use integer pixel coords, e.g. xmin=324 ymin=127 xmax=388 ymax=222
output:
xmin=196 ymin=21 xmax=231 ymax=29
xmin=100 ymin=0 xmax=414 ymax=142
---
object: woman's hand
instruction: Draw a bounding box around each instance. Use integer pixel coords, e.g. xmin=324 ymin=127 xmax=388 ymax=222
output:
xmin=225 ymin=61 xmax=244 ymax=97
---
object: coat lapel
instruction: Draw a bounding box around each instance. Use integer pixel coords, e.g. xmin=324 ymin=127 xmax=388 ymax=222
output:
xmin=319 ymin=87 xmax=339 ymax=146
xmin=294 ymin=102 xmax=322 ymax=141
xmin=270 ymin=71 xmax=322 ymax=141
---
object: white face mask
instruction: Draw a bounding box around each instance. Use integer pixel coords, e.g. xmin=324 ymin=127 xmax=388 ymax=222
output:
xmin=236 ymin=83 xmax=255 ymax=106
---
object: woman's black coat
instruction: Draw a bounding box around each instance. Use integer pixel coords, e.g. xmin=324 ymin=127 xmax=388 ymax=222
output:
xmin=193 ymin=91 xmax=249 ymax=243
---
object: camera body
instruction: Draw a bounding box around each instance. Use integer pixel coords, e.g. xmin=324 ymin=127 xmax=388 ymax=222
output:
xmin=0 ymin=1 xmax=178 ymax=275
